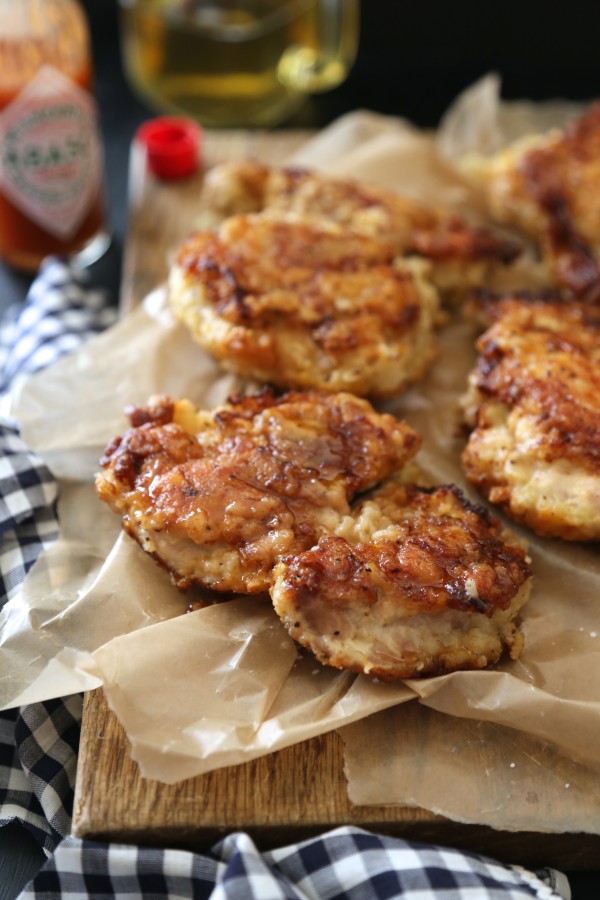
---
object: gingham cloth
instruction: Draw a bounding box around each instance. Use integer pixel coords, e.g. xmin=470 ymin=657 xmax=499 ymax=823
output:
xmin=0 ymin=258 xmax=568 ymax=899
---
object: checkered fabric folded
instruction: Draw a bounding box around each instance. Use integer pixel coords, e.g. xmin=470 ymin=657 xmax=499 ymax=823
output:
xmin=0 ymin=697 xmax=81 ymax=855
xmin=19 ymin=829 xmax=565 ymax=900
xmin=0 ymin=424 xmax=59 ymax=606
xmin=0 ymin=257 xmax=116 ymax=393
xmin=0 ymin=258 xmax=568 ymax=899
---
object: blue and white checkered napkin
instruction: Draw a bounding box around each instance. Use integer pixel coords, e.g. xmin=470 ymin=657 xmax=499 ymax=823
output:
xmin=0 ymin=258 xmax=568 ymax=899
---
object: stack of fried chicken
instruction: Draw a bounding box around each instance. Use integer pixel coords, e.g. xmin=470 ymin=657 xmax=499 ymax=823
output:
xmin=96 ymin=103 xmax=600 ymax=682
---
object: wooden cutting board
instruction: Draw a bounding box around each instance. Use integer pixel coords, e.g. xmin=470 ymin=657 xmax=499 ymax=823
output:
xmin=73 ymin=688 xmax=600 ymax=868
xmin=72 ymin=129 xmax=600 ymax=868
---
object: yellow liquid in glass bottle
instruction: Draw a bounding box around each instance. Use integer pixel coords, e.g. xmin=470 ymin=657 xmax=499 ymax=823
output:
xmin=119 ymin=0 xmax=359 ymax=127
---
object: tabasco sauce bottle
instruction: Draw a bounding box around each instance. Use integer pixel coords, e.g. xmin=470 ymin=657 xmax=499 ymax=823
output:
xmin=0 ymin=0 xmax=109 ymax=272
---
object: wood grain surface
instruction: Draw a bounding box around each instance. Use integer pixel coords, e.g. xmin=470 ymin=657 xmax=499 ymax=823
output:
xmin=72 ymin=127 xmax=600 ymax=868
xmin=74 ymin=689 xmax=600 ymax=868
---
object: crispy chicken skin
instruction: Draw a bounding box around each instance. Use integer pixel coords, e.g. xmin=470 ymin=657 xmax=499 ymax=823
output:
xmin=461 ymin=295 xmax=600 ymax=541
xmin=199 ymin=161 xmax=521 ymax=298
xmin=95 ymin=390 xmax=421 ymax=593
xmin=170 ymin=211 xmax=441 ymax=398
xmin=271 ymin=482 xmax=532 ymax=680
xmin=462 ymin=103 xmax=600 ymax=301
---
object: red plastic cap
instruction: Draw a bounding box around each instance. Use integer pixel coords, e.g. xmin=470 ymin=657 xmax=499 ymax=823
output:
xmin=136 ymin=117 xmax=202 ymax=180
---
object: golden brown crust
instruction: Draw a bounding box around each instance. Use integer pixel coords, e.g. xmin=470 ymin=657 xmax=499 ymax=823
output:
xmin=461 ymin=295 xmax=600 ymax=541
xmin=95 ymin=390 xmax=420 ymax=592
xmin=200 ymin=162 xmax=521 ymax=296
xmin=271 ymin=482 xmax=532 ymax=680
xmin=465 ymin=103 xmax=600 ymax=301
xmin=407 ymin=215 xmax=520 ymax=264
xmin=170 ymin=211 xmax=441 ymax=398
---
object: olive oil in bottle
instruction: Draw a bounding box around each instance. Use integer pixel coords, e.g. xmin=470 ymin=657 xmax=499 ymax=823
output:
xmin=118 ymin=0 xmax=359 ymax=127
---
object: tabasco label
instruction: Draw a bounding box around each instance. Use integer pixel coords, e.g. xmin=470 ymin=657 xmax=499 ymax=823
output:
xmin=0 ymin=66 xmax=103 ymax=239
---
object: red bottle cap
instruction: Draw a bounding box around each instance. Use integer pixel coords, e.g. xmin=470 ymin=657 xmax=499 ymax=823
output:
xmin=136 ymin=117 xmax=202 ymax=180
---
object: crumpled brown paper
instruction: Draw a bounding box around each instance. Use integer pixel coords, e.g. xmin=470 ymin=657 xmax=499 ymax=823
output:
xmin=1 ymin=78 xmax=599 ymax=833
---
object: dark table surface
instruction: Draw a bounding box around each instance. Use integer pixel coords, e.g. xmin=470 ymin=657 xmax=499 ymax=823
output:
xmin=2 ymin=1 xmax=600 ymax=896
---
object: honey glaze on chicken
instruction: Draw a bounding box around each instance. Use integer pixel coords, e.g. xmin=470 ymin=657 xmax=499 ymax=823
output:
xmin=95 ymin=390 xmax=420 ymax=593
xmin=199 ymin=161 xmax=521 ymax=299
xmin=271 ymin=482 xmax=532 ymax=680
xmin=169 ymin=211 xmax=442 ymax=398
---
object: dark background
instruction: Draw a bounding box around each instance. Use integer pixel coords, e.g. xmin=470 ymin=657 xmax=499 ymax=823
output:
xmin=2 ymin=1 xmax=600 ymax=896
xmin=88 ymin=0 xmax=600 ymax=247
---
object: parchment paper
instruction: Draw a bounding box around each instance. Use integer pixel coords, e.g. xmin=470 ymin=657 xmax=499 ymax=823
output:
xmin=1 ymin=78 xmax=599 ymax=832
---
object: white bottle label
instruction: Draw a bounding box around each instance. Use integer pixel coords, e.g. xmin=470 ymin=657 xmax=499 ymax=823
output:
xmin=0 ymin=65 xmax=103 ymax=239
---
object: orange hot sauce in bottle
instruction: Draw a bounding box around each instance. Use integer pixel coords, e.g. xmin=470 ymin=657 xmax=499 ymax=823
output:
xmin=0 ymin=0 xmax=109 ymax=272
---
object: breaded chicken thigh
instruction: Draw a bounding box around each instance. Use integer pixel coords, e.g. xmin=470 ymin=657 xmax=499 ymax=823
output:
xmin=271 ymin=481 xmax=532 ymax=680
xmin=462 ymin=102 xmax=600 ymax=301
xmin=199 ymin=161 xmax=521 ymax=300
xmin=170 ymin=211 xmax=441 ymax=398
xmin=95 ymin=390 xmax=420 ymax=592
xmin=461 ymin=295 xmax=600 ymax=541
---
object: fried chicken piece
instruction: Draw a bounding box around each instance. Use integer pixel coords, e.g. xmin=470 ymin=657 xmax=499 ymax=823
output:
xmin=462 ymin=103 xmax=600 ymax=301
xmin=271 ymin=482 xmax=532 ymax=680
xmin=170 ymin=211 xmax=441 ymax=398
xmin=95 ymin=390 xmax=420 ymax=592
xmin=461 ymin=295 xmax=600 ymax=541
xmin=199 ymin=161 xmax=521 ymax=299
